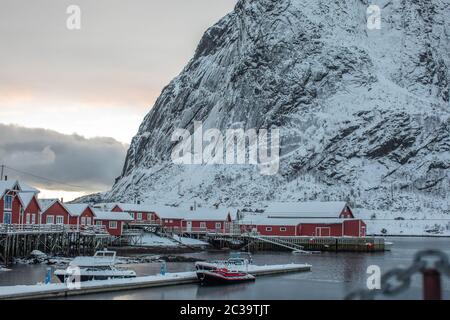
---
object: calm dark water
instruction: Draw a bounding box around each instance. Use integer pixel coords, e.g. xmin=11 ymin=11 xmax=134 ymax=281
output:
xmin=1 ymin=237 xmax=449 ymax=299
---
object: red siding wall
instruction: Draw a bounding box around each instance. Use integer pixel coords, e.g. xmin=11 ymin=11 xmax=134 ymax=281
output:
xmin=161 ymin=218 xmax=183 ymax=228
xmin=298 ymin=223 xmax=343 ymax=236
xmin=97 ymin=220 xmax=124 ymax=236
xmin=240 ymin=219 xmax=366 ymax=237
xmin=10 ymin=196 xmax=22 ymax=224
xmin=68 ymin=207 xmax=95 ymax=226
xmin=343 ymin=219 xmax=366 ymax=237
xmin=112 ymin=206 xmax=158 ymax=222
xmin=0 ymin=192 xmax=22 ymax=224
xmin=240 ymin=224 xmax=297 ymax=236
xmin=42 ymin=202 xmax=70 ymax=225
xmin=24 ymin=197 xmax=41 ymax=224
xmin=182 ymin=220 xmax=226 ymax=232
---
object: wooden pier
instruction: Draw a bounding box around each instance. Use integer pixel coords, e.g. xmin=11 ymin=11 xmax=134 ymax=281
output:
xmin=0 ymin=224 xmax=112 ymax=266
xmin=207 ymin=234 xmax=386 ymax=252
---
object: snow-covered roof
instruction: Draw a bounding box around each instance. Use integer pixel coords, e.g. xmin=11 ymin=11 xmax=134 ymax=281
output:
xmin=64 ymin=204 xmax=90 ymax=217
xmin=239 ymin=215 xmax=348 ymax=226
xmin=17 ymin=192 xmax=40 ymax=210
xmin=150 ymin=205 xmax=236 ymax=221
xmin=0 ymin=180 xmax=17 ymax=198
xmin=93 ymin=210 xmax=134 ymax=221
xmin=150 ymin=205 xmax=188 ymax=219
xmin=183 ymin=207 xmax=234 ymax=221
xmin=91 ymin=203 xmax=119 ymax=211
xmin=113 ymin=203 xmax=157 ymax=213
xmin=38 ymin=199 xmax=59 ymax=212
xmin=19 ymin=182 xmax=39 ymax=193
xmin=264 ymin=201 xmax=349 ymax=218
xmin=1 ymin=180 xmax=39 ymax=203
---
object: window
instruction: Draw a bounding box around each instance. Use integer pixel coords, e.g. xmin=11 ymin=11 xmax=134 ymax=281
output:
xmin=280 ymin=227 xmax=287 ymax=232
xmin=165 ymin=219 xmax=169 ymax=223
xmin=46 ymin=216 xmax=54 ymax=224
xmin=265 ymin=227 xmax=272 ymax=232
xmin=56 ymin=216 xmax=64 ymax=225
xmin=31 ymin=214 xmax=36 ymax=224
xmin=26 ymin=214 xmax=31 ymax=224
xmin=81 ymin=217 xmax=86 ymax=225
xmin=86 ymin=217 xmax=92 ymax=225
xmin=96 ymin=221 xmax=102 ymax=226
xmin=215 ymin=222 xmax=222 ymax=229
xmin=4 ymin=195 xmax=13 ymax=210
xmin=200 ymin=222 xmax=206 ymax=229
xmin=169 ymin=219 xmax=173 ymax=223
xmin=137 ymin=212 xmax=142 ymax=220
xmin=109 ymin=221 xmax=118 ymax=229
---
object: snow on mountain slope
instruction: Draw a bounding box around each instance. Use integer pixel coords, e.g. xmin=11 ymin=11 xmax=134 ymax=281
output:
xmin=76 ymin=0 xmax=450 ymax=218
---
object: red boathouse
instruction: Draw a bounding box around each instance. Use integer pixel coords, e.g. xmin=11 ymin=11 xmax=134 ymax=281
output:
xmin=239 ymin=202 xmax=366 ymax=237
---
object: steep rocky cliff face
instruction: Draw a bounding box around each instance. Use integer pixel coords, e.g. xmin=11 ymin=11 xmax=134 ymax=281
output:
xmin=82 ymin=0 xmax=450 ymax=214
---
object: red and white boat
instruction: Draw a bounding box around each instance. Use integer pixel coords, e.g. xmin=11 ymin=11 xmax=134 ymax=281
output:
xmin=196 ymin=267 xmax=256 ymax=285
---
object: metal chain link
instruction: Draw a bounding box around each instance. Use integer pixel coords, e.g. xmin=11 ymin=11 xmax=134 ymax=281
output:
xmin=345 ymin=249 xmax=450 ymax=300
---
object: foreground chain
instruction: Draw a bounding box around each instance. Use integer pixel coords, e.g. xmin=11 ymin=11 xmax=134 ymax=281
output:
xmin=346 ymin=249 xmax=450 ymax=300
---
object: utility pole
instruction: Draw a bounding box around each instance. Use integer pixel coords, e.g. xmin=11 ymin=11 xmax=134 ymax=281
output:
xmin=0 ymin=164 xmax=4 ymax=181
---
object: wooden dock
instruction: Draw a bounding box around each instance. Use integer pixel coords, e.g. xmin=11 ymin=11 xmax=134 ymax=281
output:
xmin=0 ymin=224 xmax=112 ymax=266
xmin=207 ymin=234 xmax=386 ymax=252
xmin=0 ymin=263 xmax=311 ymax=300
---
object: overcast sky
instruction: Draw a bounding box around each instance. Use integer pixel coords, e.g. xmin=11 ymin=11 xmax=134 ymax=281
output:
xmin=0 ymin=0 xmax=236 ymax=199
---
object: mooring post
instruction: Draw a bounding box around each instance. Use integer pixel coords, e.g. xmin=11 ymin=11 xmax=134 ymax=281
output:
xmin=423 ymin=269 xmax=441 ymax=300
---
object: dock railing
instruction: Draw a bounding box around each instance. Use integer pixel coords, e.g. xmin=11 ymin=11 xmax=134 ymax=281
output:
xmin=0 ymin=224 xmax=66 ymax=234
xmin=0 ymin=223 xmax=110 ymax=235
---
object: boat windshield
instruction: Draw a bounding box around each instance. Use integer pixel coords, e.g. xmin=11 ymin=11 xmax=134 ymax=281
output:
xmin=94 ymin=251 xmax=116 ymax=258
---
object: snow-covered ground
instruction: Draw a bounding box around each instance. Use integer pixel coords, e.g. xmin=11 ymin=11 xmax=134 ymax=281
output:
xmin=359 ymin=209 xmax=450 ymax=236
xmin=139 ymin=233 xmax=208 ymax=247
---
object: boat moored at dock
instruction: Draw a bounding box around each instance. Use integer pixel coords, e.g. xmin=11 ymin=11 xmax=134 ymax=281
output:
xmin=54 ymin=250 xmax=136 ymax=282
xmin=196 ymin=268 xmax=256 ymax=285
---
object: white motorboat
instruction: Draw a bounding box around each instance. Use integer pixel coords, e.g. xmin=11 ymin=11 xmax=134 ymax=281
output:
xmin=195 ymin=252 xmax=253 ymax=272
xmin=54 ymin=250 xmax=136 ymax=282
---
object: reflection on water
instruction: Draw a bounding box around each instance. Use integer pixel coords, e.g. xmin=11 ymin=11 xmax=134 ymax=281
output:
xmin=1 ymin=237 xmax=450 ymax=299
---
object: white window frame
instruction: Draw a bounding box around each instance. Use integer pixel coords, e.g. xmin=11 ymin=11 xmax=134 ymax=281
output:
xmin=265 ymin=227 xmax=272 ymax=232
xmin=46 ymin=216 xmax=54 ymax=224
xmin=109 ymin=221 xmax=118 ymax=229
xmin=200 ymin=222 xmax=206 ymax=229
xmin=86 ymin=217 xmax=92 ymax=225
xmin=137 ymin=212 xmax=142 ymax=220
xmin=26 ymin=214 xmax=31 ymax=224
xmin=169 ymin=219 xmax=173 ymax=223
xmin=31 ymin=214 xmax=36 ymax=224
xmin=280 ymin=227 xmax=287 ymax=232
xmin=55 ymin=216 xmax=64 ymax=225
xmin=215 ymin=222 xmax=222 ymax=229
xmin=96 ymin=221 xmax=102 ymax=226
xmin=4 ymin=195 xmax=13 ymax=210
xmin=81 ymin=217 xmax=86 ymax=225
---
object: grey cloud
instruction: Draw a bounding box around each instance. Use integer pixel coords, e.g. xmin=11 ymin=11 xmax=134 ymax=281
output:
xmin=0 ymin=124 xmax=128 ymax=192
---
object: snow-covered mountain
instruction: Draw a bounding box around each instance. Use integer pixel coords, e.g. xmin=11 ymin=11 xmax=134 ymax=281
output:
xmin=78 ymin=0 xmax=450 ymax=216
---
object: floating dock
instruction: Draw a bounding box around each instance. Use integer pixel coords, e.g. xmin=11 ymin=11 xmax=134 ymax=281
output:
xmin=0 ymin=263 xmax=311 ymax=300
